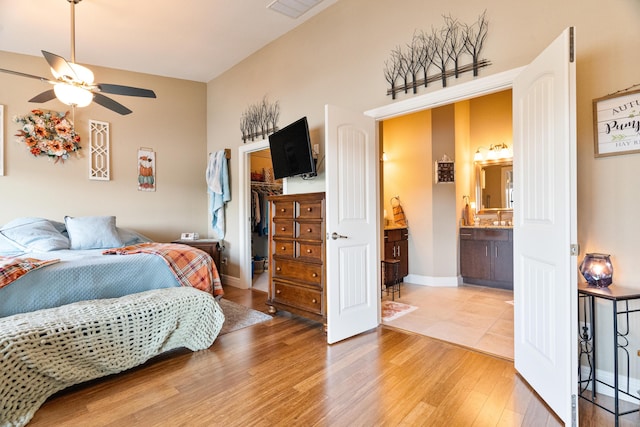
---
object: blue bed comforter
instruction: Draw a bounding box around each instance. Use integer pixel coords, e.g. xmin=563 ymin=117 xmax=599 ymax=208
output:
xmin=0 ymin=249 xmax=181 ymax=318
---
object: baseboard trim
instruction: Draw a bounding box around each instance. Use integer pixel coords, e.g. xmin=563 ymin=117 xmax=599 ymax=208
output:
xmin=579 ymin=365 xmax=640 ymax=404
xmin=404 ymin=274 xmax=459 ymax=287
xmin=221 ymin=274 xmax=245 ymax=289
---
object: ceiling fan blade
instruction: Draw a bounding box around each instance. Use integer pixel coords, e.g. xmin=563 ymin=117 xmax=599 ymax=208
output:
xmin=97 ymin=84 xmax=156 ymax=98
xmin=29 ymin=89 xmax=57 ymax=103
xmin=93 ymin=93 xmax=133 ymax=115
xmin=0 ymin=68 xmax=55 ymax=83
xmin=41 ymin=50 xmax=78 ymax=81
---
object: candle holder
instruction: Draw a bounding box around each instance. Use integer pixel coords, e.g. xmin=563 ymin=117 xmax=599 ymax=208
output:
xmin=579 ymin=253 xmax=613 ymax=287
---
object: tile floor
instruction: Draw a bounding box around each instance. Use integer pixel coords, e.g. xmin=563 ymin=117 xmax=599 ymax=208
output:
xmin=382 ymin=282 xmax=514 ymax=360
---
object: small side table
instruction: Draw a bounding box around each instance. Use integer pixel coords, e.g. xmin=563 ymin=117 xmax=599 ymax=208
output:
xmin=172 ymin=239 xmax=221 ymax=271
xmin=578 ymin=283 xmax=640 ymax=426
xmin=381 ymin=259 xmax=401 ymax=300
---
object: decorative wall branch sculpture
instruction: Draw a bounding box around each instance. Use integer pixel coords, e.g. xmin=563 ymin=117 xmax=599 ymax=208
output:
xmin=384 ymin=11 xmax=490 ymax=99
xmin=240 ymin=96 xmax=280 ymax=143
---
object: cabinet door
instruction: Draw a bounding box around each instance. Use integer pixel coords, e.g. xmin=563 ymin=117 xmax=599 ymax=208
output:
xmin=492 ymin=240 xmax=514 ymax=282
xmin=460 ymin=239 xmax=490 ymax=279
xmin=396 ymin=239 xmax=409 ymax=278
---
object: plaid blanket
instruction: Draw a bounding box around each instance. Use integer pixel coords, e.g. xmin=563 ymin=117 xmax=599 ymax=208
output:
xmin=103 ymin=243 xmax=223 ymax=296
xmin=0 ymin=256 xmax=60 ymax=290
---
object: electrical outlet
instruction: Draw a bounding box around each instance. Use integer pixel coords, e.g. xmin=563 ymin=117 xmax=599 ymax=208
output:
xmin=222 ymin=257 xmax=228 ymax=265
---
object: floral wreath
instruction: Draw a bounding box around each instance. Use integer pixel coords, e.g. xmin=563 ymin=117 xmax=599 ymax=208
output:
xmin=14 ymin=109 xmax=81 ymax=163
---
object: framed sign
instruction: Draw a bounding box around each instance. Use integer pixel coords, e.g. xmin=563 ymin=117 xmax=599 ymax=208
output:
xmin=593 ymin=89 xmax=640 ymax=157
xmin=435 ymin=159 xmax=455 ymax=183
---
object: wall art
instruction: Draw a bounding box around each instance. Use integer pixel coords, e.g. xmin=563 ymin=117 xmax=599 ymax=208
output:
xmin=240 ymin=96 xmax=280 ymax=143
xmin=384 ymin=11 xmax=490 ymax=99
xmin=593 ymin=88 xmax=640 ymax=157
xmin=137 ymin=148 xmax=155 ymax=192
xmin=89 ymin=120 xmax=110 ymax=180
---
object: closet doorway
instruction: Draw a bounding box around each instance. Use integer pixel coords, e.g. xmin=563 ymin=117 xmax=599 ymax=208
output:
xmin=238 ymin=139 xmax=285 ymax=292
xmin=249 ymin=149 xmax=282 ymax=292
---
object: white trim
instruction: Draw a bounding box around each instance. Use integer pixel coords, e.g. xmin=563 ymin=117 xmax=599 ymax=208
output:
xmin=238 ymin=139 xmax=286 ymax=290
xmin=365 ymin=67 xmax=524 ymax=120
xmin=579 ymin=365 xmax=640 ymax=404
xmin=220 ymin=273 xmax=241 ymax=289
xmin=404 ymin=274 xmax=459 ymax=287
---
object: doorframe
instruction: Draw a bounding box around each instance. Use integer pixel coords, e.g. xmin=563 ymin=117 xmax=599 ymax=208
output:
xmin=238 ymin=139 xmax=287 ymax=289
xmin=365 ymin=67 xmax=524 ymax=120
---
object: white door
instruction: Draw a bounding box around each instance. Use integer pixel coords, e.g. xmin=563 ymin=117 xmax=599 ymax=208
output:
xmin=513 ymin=27 xmax=578 ymax=425
xmin=325 ymin=104 xmax=379 ymax=344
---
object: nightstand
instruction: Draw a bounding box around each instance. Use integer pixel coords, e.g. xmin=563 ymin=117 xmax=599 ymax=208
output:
xmin=172 ymin=239 xmax=221 ymax=270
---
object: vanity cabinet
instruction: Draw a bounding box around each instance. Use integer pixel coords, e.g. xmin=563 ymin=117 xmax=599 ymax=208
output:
xmin=459 ymin=227 xmax=513 ymax=289
xmin=267 ymin=192 xmax=326 ymax=323
xmin=383 ymin=227 xmax=409 ymax=285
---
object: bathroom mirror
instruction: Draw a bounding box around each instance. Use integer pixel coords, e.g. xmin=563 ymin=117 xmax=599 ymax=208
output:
xmin=475 ymin=159 xmax=513 ymax=213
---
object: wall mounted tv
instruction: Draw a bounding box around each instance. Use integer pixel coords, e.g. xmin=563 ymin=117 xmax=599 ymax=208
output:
xmin=268 ymin=116 xmax=316 ymax=179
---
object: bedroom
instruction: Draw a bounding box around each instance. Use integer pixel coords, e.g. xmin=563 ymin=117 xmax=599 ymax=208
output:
xmin=1 ymin=0 xmax=640 ymax=424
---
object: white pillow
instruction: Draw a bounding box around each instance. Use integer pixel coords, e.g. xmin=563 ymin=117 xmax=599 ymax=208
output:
xmin=0 ymin=217 xmax=70 ymax=252
xmin=65 ymin=216 xmax=123 ymax=250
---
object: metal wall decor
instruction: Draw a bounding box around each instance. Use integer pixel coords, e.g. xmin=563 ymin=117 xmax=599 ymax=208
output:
xmin=88 ymin=120 xmax=110 ymax=181
xmin=240 ymin=96 xmax=280 ymax=143
xmin=384 ymin=11 xmax=490 ymax=99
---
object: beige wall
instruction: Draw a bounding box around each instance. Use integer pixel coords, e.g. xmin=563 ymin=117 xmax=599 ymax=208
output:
xmin=0 ymin=51 xmax=207 ymax=242
xmin=207 ymin=0 xmax=640 ymax=290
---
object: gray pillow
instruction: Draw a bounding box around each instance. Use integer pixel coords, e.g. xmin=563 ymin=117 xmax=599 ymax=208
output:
xmin=65 ymin=216 xmax=123 ymax=250
xmin=0 ymin=217 xmax=70 ymax=252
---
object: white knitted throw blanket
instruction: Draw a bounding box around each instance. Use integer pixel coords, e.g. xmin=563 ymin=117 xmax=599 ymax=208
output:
xmin=0 ymin=287 xmax=225 ymax=427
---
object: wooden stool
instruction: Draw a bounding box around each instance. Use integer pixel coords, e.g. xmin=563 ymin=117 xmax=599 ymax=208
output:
xmin=381 ymin=259 xmax=401 ymax=300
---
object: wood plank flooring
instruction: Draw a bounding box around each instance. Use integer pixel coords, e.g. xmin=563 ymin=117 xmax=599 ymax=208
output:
xmin=25 ymin=287 xmax=628 ymax=426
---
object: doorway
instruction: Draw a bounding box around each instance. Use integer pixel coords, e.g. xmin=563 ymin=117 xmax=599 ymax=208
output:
xmin=249 ymin=148 xmax=282 ymax=292
xmin=379 ymin=89 xmax=514 ymax=360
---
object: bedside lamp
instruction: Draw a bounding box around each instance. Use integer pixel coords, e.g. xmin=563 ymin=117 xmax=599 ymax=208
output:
xmin=579 ymin=253 xmax=613 ymax=287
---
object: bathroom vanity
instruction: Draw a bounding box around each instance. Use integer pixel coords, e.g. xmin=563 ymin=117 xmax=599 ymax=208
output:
xmin=459 ymin=226 xmax=513 ymax=290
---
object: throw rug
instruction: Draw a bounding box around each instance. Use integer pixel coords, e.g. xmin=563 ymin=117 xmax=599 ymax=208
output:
xmin=218 ymin=298 xmax=272 ymax=335
xmin=381 ymin=300 xmax=418 ymax=322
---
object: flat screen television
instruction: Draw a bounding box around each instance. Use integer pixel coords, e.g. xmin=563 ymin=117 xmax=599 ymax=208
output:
xmin=268 ymin=117 xmax=316 ymax=179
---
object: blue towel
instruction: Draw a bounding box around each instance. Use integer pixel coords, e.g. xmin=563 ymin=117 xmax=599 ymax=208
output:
xmin=206 ymin=151 xmax=230 ymax=239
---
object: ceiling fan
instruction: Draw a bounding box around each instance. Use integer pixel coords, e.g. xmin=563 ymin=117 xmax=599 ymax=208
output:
xmin=0 ymin=0 xmax=156 ymax=115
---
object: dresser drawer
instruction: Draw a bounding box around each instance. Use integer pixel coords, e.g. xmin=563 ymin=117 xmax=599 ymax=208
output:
xmin=273 ymin=201 xmax=295 ymax=218
xmin=297 ymin=241 xmax=323 ymax=262
xmin=274 ymin=259 xmax=322 ymax=285
xmin=272 ymin=220 xmax=294 ymax=238
xmin=297 ymin=200 xmax=323 ymax=219
xmin=296 ymin=221 xmax=322 ymax=240
xmin=273 ymin=240 xmax=294 ymax=258
xmin=272 ymin=281 xmax=322 ymax=314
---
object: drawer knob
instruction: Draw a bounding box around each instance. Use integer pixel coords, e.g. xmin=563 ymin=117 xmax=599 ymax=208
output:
xmin=276 ymin=267 xmax=281 ymax=271
xmin=307 ymin=228 xmax=312 ymax=233
xmin=276 ymin=289 xmax=281 ymax=294
xmin=280 ymin=208 xmax=286 ymax=212
xmin=306 ymin=249 xmax=312 ymax=254
xmin=281 ymin=227 xmax=286 ymax=231
xmin=307 ymin=207 xmax=312 ymax=212
xmin=281 ymin=246 xmax=286 ymax=250
xmin=312 ymin=298 xmax=317 ymax=304
xmin=312 ymin=273 xmax=318 ymax=278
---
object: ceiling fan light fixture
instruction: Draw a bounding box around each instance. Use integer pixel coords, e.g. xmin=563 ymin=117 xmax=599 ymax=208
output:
xmin=54 ymin=83 xmax=93 ymax=107
xmin=50 ymin=62 xmax=95 ymax=85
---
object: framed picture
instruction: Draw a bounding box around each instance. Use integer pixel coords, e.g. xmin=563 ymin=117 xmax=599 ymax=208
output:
xmin=593 ymin=89 xmax=640 ymax=157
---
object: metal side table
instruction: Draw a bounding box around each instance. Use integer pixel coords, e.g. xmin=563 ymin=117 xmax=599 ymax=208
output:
xmin=578 ymin=283 xmax=640 ymax=426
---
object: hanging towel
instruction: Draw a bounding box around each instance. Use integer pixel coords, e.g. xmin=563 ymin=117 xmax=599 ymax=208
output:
xmin=206 ymin=151 xmax=231 ymax=239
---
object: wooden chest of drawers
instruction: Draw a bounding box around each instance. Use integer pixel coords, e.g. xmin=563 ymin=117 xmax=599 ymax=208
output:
xmin=267 ymin=192 xmax=325 ymax=323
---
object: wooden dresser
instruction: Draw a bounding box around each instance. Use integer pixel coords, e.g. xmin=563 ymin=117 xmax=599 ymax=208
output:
xmin=266 ymin=192 xmax=325 ymax=323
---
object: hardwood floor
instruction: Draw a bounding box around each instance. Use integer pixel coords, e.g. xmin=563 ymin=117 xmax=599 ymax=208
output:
xmin=26 ymin=287 xmax=625 ymax=426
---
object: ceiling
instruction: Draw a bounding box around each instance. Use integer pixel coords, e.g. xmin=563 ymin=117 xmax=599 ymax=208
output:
xmin=0 ymin=0 xmax=338 ymax=83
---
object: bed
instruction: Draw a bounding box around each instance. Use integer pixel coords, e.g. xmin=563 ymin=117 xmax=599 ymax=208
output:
xmin=0 ymin=216 xmax=225 ymax=426
xmin=0 ymin=216 xmax=224 ymax=317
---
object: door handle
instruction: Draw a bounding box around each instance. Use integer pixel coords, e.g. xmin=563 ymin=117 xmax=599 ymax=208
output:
xmin=331 ymin=232 xmax=348 ymax=240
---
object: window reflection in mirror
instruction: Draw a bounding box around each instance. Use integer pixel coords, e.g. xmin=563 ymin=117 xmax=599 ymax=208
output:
xmin=475 ymin=160 xmax=513 ymax=213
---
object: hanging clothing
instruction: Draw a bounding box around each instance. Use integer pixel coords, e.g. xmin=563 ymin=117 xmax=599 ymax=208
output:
xmin=206 ymin=151 xmax=230 ymax=239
